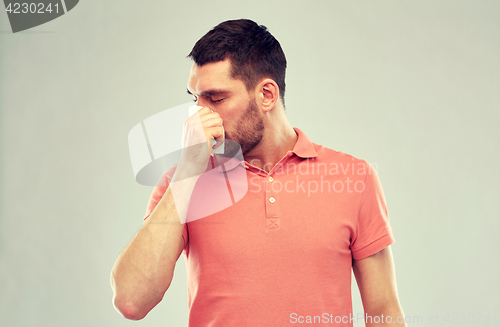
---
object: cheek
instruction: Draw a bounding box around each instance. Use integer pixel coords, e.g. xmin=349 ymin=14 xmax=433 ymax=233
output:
xmin=220 ymin=113 xmax=239 ymax=138
xmin=218 ymin=106 xmax=236 ymax=125
xmin=219 ymin=96 xmax=250 ymax=129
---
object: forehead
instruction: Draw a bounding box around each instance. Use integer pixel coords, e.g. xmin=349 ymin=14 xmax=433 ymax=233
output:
xmin=187 ymin=59 xmax=242 ymax=94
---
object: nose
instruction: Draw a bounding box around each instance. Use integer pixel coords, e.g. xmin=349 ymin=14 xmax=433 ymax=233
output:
xmin=195 ymin=98 xmax=209 ymax=109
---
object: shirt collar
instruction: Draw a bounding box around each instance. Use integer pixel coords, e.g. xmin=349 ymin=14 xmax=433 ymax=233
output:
xmin=291 ymin=127 xmax=318 ymax=159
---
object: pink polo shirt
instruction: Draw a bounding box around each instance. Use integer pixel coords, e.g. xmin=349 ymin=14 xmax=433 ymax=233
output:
xmin=144 ymin=128 xmax=394 ymax=326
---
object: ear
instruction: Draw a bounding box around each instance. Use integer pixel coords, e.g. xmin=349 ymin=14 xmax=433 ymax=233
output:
xmin=256 ymin=79 xmax=279 ymax=113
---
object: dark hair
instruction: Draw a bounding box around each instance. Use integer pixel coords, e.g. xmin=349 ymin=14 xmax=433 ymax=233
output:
xmin=188 ymin=19 xmax=287 ymax=103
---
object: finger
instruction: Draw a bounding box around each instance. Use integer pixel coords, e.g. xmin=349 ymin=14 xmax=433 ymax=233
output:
xmin=204 ymin=126 xmax=224 ymax=140
xmin=196 ymin=107 xmax=212 ymax=116
xmin=185 ymin=107 xmax=211 ymax=126
xmin=202 ymin=117 xmax=223 ymax=130
xmin=199 ymin=112 xmax=221 ymax=124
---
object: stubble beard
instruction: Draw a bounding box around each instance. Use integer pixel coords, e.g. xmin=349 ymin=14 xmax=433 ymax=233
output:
xmin=222 ymin=97 xmax=264 ymax=157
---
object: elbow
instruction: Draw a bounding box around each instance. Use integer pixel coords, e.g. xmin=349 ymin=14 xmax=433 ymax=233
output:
xmin=110 ymin=268 xmax=169 ymax=320
xmin=111 ymin=277 xmax=150 ymax=321
xmin=113 ymin=296 xmax=148 ymax=321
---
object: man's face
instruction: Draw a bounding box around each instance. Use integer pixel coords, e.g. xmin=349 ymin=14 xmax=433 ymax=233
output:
xmin=187 ymin=59 xmax=264 ymax=155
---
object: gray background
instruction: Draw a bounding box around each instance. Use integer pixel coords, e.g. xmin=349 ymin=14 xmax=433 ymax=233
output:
xmin=1 ymin=1 xmax=499 ymax=326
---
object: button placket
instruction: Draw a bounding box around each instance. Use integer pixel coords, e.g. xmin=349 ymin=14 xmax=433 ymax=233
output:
xmin=265 ymin=173 xmax=280 ymax=230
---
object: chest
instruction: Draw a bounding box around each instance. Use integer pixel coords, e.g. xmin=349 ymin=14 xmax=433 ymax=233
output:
xmin=185 ymin=170 xmax=361 ymax=268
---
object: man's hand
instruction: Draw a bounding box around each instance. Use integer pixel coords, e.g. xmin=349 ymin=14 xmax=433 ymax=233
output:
xmin=176 ymin=106 xmax=224 ymax=178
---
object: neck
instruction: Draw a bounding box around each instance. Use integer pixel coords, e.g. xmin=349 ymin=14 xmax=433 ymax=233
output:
xmin=244 ymin=107 xmax=297 ymax=173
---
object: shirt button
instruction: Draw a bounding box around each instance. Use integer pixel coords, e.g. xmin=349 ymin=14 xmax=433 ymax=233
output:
xmin=268 ymin=176 xmax=273 ymax=182
xmin=269 ymin=197 xmax=276 ymax=204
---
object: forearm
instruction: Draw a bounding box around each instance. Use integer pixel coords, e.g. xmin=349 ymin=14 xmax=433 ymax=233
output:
xmin=111 ymin=174 xmax=198 ymax=319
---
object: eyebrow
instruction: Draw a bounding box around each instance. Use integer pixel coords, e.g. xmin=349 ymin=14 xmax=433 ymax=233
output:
xmin=187 ymin=88 xmax=230 ymax=96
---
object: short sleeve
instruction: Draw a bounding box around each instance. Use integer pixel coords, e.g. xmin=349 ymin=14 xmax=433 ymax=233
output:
xmin=142 ymin=171 xmax=189 ymax=248
xmin=350 ymin=162 xmax=394 ymax=260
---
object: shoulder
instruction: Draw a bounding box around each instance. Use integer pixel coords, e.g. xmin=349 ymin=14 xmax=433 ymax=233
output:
xmin=313 ymin=142 xmax=369 ymax=165
xmin=310 ymin=143 xmax=377 ymax=182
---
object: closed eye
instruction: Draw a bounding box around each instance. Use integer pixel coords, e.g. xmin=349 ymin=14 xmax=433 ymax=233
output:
xmin=187 ymin=88 xmax=229 ymax=104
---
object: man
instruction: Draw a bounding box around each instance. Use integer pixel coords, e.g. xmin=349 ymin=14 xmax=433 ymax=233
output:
xmin=111 ymin=19 xmax=406 ymax=326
